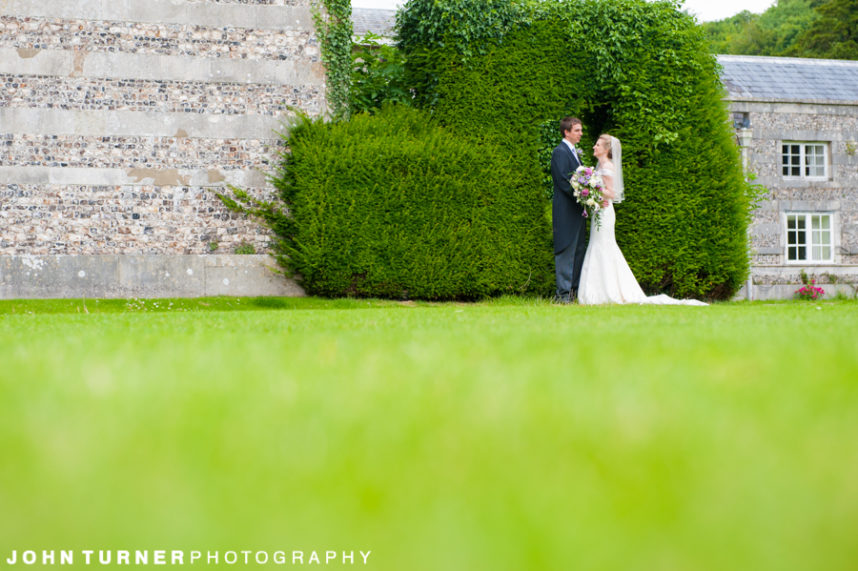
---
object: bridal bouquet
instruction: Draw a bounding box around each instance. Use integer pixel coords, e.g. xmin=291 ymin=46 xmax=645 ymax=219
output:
xmin=570 ymin=166 xmax=605 ymax=229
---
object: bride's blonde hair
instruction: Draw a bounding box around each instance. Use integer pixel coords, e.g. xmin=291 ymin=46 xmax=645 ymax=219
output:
xmin=598 ymin=134 xmax=614 ymax=159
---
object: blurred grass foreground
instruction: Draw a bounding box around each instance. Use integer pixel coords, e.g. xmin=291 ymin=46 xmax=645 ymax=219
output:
xmin=1 ymin=298 xmax=857 ymax=570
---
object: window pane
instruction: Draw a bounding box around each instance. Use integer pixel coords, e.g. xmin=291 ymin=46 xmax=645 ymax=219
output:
xmin=782 ymin=143 xmax=828 ymax=178
xmin=787 ymin=214 xmax=813 ymax=261
xmin=795 ymin=228 xmax=806 ymax=247
xmin=782 ymin=144 xmax=803 ymax=177
xmin=787 ymin=213 xmax=832 ymax=262
xmin=787 ymin=216 xmax=799 ymax=255
xmin=807 ymin=164 xmax=824 ymax=177
xmin=807 ymin=215 xmax=832 ymax=260
xmin=804 ymin=144 xmax=826 ymax=177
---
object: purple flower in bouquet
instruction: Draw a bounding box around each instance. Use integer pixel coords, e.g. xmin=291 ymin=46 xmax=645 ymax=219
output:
xmin=570 ymin=166 xmax=605 ymax=229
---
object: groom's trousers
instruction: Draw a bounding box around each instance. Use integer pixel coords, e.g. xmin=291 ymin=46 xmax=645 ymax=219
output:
xmin=555 ymin=225 xmax=588 ymax=298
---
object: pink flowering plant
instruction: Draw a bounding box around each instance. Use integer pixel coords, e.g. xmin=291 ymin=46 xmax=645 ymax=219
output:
xmin=795 ymin=271 xmax=825 ymax=300
xmin=570 ymin=166 xmax=605 ymax=229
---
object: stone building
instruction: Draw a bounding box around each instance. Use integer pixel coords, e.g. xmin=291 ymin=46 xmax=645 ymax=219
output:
xmin=720 ymin=55 xmax=858 ymax=300
xmin=1 ymin=0 xmax=324 ymax=298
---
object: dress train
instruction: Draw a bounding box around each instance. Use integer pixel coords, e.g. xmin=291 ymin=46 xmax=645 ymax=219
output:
xmin=577 ymin=203 xmax=707 ymax=306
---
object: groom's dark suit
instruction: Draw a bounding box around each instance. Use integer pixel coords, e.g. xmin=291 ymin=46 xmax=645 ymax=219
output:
xmin=550 ymin=141 xmax=588 ymax=299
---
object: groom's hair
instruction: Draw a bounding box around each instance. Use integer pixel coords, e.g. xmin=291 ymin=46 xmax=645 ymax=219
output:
xmin=559 ymin=117 xmax=581 ymax=135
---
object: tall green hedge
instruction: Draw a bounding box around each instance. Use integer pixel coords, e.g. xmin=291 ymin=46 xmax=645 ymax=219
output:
xmin=260 ymin=106 xmax=552 ymax=299
xmin=224 ymin=0 xmax=752 ymax=300
xmin=398 ymin=0 xmax=755 ymax=299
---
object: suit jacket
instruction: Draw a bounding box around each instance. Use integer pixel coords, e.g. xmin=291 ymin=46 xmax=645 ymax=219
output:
xmin=550 ymin=142 xmax=585 ymax=254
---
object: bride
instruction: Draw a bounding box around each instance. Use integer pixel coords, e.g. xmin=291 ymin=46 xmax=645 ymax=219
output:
xmin=577 ymin=134 xmax=707 ymax=306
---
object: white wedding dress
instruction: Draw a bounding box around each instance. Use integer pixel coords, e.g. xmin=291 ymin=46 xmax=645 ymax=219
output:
xmin=577 ymin=167 xmax=707 ymax=306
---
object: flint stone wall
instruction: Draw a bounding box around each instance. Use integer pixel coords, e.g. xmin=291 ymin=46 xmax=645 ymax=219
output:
xmin=0 ymin=0 xmax=325 ymax=298
xmin=731 ymin=100 xmax=858 ymax=300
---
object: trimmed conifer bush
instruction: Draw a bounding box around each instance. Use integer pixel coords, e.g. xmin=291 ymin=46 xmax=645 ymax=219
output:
xmin=243 ymin=106 xmax=552 ymax=299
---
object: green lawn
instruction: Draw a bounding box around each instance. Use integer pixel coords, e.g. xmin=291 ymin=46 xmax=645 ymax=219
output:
xmin=1 ymin=298 xmax=857 ymax=570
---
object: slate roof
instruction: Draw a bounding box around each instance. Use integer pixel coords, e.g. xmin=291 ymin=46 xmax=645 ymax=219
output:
xmin=717 ymin=54 xmax=858 ymax=104
xmin=352 ymin=8 xmax=396 ymax=39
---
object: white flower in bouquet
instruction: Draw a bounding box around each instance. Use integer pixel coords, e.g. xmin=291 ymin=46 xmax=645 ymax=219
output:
xmin=570 ymin=166 xmax=606 ymax=229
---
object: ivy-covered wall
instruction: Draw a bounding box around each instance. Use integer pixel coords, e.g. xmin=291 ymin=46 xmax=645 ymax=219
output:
xmin=314 ymin=0 xmax=353 ymax=118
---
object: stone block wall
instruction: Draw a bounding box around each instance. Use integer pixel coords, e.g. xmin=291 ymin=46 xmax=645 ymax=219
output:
xmin=730 ymin=100 xmax=858 ymax=300
xmin=0 ymin=0 xmax=324 ymax=298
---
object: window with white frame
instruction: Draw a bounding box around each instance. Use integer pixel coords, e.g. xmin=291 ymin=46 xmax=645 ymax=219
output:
xmin=786 ymin=213 xmax=833 ymax=262
xmin=781 ymin=142 xmax=828 ymax=179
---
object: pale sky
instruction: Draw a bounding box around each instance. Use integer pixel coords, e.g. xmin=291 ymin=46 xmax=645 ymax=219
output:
xmin=350 ymin=0 xmax=777 ymax=23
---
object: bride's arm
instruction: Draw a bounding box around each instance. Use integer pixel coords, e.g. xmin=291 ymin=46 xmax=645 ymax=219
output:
xmin=601 ymin=163 xmax=616 ymax=206
xmin=602 ymin=173 xmax=616 ymax=200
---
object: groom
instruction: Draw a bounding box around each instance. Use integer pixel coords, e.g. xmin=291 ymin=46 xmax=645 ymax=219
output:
xmin=550 ymin=117 xmax=588 ymax=304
